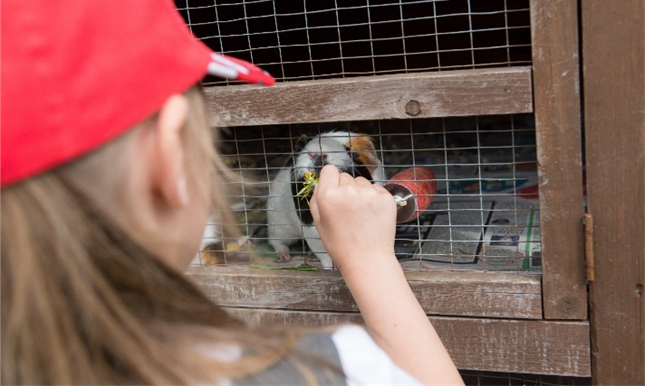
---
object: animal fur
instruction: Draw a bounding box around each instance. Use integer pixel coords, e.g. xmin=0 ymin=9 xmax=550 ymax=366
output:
xmin=267 ymin=131 xmax=386 ymax=269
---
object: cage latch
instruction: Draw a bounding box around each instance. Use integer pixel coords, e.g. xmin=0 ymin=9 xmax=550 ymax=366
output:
xmin=584 ymin=213 xmax=595 ymax=282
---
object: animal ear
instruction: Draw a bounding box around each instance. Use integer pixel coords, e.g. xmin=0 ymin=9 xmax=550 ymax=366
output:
xmin=293 ymin=134 xmax=311 ymax=153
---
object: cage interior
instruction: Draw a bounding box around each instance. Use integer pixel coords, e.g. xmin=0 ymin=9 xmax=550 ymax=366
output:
xmin=177 ymin=0 xmax=539 ymax=273
xmin=195 ymin=115 xmax=540 ymax=272
xmin=176 ymin=0 xmax=532 ymax=84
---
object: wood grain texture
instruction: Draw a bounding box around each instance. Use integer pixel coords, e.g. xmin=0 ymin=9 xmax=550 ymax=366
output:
xmin=530 ymin=0 xmax=587 ymax=320
xmin=582 ymin=0 xmax=645 ymax=384
xmin=186 ymin=266 xmax=542 ymax=319
xmin=203 ymin=67 xmax=533 ymax=127
xmin=223 ymin=308 xmax=591 ymax=377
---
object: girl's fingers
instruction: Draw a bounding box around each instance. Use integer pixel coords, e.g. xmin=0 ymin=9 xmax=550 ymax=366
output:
xmin=354 ymin=176 xmax=372 ymax=187
xmin=318 ymin=164 xmax=340 ymax=191
xmin=309 ymin=187 xmax=320 ymax=223
xmin=338 ymin=172 xmax=355 ymax=186
xmin=372 ymin=183 xmax=390 ymax=194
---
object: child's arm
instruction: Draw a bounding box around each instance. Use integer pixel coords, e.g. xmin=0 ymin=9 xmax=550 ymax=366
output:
xmin=309 ymin=165 xmax=464 ymax=386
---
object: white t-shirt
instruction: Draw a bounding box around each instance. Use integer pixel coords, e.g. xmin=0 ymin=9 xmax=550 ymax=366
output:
xmin=331 ymin=324 xmax=422 ymax=385
xmin=205 ymin=324 xmax=422 ymax=385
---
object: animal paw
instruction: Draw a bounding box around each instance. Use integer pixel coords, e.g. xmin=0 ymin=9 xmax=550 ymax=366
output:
xmin=274 ymin=245 xmax=292 ymax=262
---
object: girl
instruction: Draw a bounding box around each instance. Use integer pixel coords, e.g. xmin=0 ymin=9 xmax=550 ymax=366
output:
xmin=1 ymin=0 xmax=463 ymax=384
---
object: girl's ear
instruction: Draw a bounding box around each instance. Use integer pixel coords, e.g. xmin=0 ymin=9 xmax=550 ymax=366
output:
xmin=153 ymin=94 xmax=190 ymax=208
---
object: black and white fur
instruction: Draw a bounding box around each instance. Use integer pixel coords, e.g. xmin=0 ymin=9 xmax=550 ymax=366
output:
xmin=267 ymin=131 xmax=386 ymax=269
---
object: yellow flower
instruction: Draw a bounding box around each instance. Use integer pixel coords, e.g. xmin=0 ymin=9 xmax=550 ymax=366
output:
xmin=296 ymin=172 xmax=319 ymax=205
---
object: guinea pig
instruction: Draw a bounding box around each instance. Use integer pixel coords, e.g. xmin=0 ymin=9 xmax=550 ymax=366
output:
xmin=267 ymin=131 xmax=386 ymax=269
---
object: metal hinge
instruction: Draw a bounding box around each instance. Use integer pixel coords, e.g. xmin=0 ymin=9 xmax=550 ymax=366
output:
xmin=584 ymin=213 xmax=595 ymax=282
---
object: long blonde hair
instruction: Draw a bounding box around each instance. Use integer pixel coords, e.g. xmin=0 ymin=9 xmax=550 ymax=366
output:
xmin=1 ymin=86 xmax=303 ymax=384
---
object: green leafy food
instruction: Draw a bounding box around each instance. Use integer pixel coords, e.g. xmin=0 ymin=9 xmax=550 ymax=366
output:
xmin=296 ymin=172 xmax=319 ymax=205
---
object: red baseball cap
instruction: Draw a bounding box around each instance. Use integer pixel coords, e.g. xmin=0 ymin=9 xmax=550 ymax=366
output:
xmin=1 ymin=0 xmax=275 ymax=188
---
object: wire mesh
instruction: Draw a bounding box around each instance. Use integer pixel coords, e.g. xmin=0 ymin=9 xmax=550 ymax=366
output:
xmin=459 ymin=370 xmax=591 ymax=386
xmin=175 ymin=0 xmax=532 ymax=84
xmin=193 ymin=114 xmax=540 ymax=273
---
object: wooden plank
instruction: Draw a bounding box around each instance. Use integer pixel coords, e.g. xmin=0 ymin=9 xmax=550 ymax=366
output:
xmin=530 ymin=0 xmax=587 ymax=319
xmin=187 ymin=266 xmax=542 ymax=319
xmin=203 ymin=67 xmax=533 ymax=127
xmin=224 ymin=308 xmax=591 ymax=377
xmin=581 ymin=0 xmax=645 ymax=384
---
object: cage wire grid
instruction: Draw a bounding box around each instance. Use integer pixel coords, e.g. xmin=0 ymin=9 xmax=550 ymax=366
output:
xmin=459 ymin=370 xmax=590 ymax=386
xmin=175 ymin=0 xmax=532 ymax=84
xmin=179 ymin=0 xmax=541 ymax=273
xmin=194 ymin=114 xmax=541 ymax=273
xmin=177 ymin=3 xmax=591 ymax=382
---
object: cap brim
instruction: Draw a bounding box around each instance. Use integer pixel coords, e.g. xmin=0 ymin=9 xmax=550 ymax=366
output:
xmin=207 ymin=52 xmax=275 ymax=86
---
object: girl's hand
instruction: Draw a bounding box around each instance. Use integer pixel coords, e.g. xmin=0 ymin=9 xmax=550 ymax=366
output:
xmin=309 ymin=165 xmax=397 ymax=271
xmin=310 ymin=165 xmax=464 ymax=385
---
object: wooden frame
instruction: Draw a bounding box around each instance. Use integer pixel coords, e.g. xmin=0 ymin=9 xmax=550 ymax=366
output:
xmin=188 ymin=267 xmax=542 ymax=319
xmin=225 ymin=309 xmax=590 ymax=376
xmin=205 ymin=67 xmax=533 ymax=127
xmin=191 ymin=0 xmax=597 ymax=378
xmin=530 ymin=0 xmax=587 ymax=320
xmin=582 ymin=0 xmax=645 ymax=384
xmin=189 ymin=267 xmax=590 ymax=375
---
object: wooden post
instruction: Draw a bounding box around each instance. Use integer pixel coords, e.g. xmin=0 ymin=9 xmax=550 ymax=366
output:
xmin=530 ymin=0 xmax=588 ymax=319
xmin=581 ymin=0 xmax=645 ymax=384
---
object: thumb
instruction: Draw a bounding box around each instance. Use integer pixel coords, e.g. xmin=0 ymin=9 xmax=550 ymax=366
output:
xmin=309 ymin=185 xmax=320 ymax=224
